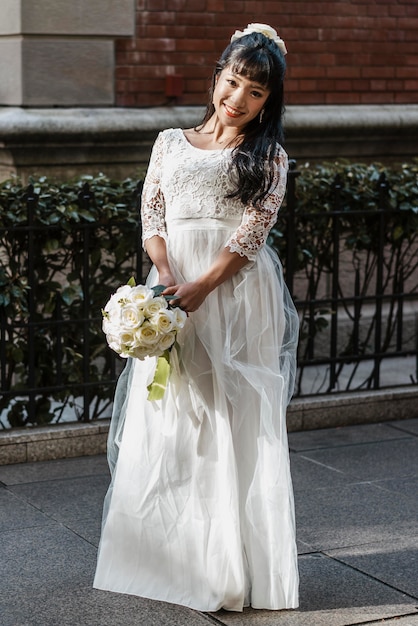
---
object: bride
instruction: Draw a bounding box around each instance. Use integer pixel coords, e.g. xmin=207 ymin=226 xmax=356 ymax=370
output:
xmin=94 ymin=23 xmax=300 ymax=613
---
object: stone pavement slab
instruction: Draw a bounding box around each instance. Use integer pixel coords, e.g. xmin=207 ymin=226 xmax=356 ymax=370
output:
xmin=297 ymin=437 xmax=418 ymax=482
xmin=287 ymin=421 xmax=410 ymax=452
xmin=0 ymin=521 xmax=218 ymax=626
xmin=325 ymin=536 xmax=418 ymax=598
xmin=377 ymin=475 xmax=418 ymax=500
xmin=10 ymin=473 xmax=109 ymax=524
xmin=388 ymin=418 xmax=418 ymax=437
xmin=295 ymin=481 xmax=418 ymax=550
xmin=212 ymin=551 xmax=417 ymax=625
xmin=1 ymin=419 xmax=418 ymax=626
xmin=290 ymin=453 xmax=353 ymax=491
xmin=0 ymin=486 xmax=53 ymax=532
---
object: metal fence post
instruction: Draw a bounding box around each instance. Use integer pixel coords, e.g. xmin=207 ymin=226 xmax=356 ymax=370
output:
xmin=372 ymin=172 xmax=390 ymax=389
xmin=285 ymin=160 xmax=299 ymax=297
xmin=78 ymin=182 xmax=95 ymax=421
xmin=24 ymin=184 xmax=39 ymax=423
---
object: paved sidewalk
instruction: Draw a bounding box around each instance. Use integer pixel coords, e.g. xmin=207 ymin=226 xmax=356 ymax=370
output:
xmin=1 ymin=418 xmax=417 ymax=626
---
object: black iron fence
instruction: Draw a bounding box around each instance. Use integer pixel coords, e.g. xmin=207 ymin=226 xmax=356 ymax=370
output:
xmin=1 ymin=166 xmax=417 ymax=427
xmin=281 ymin=162 xmax=417 ymax=396
xmin=0 ymin=181 xmax=144 ymax=427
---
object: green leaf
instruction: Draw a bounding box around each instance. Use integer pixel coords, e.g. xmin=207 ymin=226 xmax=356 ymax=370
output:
xmin=61 ymin=284 xmax=83 ymax=305
xmin=147 ymin=352 xmax=171 ymax=401
xmin=7 ymin=401 xmax=27 ymax=428
xmin=151 ymin=284 xmax=166 ymax=296
xmin=43 ymin=238 xmax=60 ymax=253
xmin=152 ymin=284 xmax=179 ymax=301
xmin=78 ymin=209 xmax=96 ymax=222
xmin=393 ymin=225 xmax=404 ymax=241
xmin=127 ymin=276 xmax=136 ymax=287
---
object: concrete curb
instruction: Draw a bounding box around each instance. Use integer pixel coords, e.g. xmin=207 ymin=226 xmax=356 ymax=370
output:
xmin=0 ymin=420 xmax=109 ymax=465
xmin=1 ymin=386 xmax=417 ymax=465
xmin=287 ymin=386 xmax=418 ymax=432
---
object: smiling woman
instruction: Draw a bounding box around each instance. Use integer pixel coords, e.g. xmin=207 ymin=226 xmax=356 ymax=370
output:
xmin=94 ymin=24 xmax=300 ymax=614
xmin=180 ymin=71 xmax=270 ymax=152
xmin=208 ymin=72 xmax=269 ymax=136
xmin=191 ymin=28 xmax=287 ymax=206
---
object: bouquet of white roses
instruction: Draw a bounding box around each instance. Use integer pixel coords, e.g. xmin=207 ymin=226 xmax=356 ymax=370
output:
xmin=102 ymin=277 xmax=187 ymax=400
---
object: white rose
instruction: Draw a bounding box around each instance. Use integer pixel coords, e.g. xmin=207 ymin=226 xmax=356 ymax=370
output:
xmin=150 ymin=309 xmax=176 ymax=334
xmin=105 ymin=332 xmax=123 ymax=354
xmin=102 ymin=316 xmax=117 ymax=336
xmin=108 ymin=285 xmax=133 ymax=311
xmin=245 ymin=23 xmax=278 ymax=39
xmin=120 ymin=330 xmax=137 ymax=347
xmin=120 ymin=303 xmax=144 ymax=330
xmin=157 ymin=331 xmax=176 ymax=352
xmin=231 ymin=23 xmax=287 ymax=55
xmin=135 ymin=321 xmax=160 ymax=347
xmin=129 ymin=284 xmax=154 ymax=307
xmin=116 ymin=330 xmax=138 ymax=357
xmin=103 ymin=293 xmax=122 ymax=321
xmin=129 ymin=344 xmax=154 ymax=360
xmin=172 ymin=306 xmax=187 ymax=330
xmin=143 ymin=296 xmax=168 ymax=317
xmin=114 ymin=284 xmax=132 ymax=300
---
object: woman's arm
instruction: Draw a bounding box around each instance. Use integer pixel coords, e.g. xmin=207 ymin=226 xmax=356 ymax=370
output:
xmin=163 ymin=248 xmax=248 ymax=313
xmin=163 ymin=148 xmax=288 ymax=313
xmin=144 ymin=235 xmax=176 ymax=288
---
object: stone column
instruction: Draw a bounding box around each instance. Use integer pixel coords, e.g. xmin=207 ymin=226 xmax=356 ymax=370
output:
xmin=0 ymin=0 xmax=135 ymax=106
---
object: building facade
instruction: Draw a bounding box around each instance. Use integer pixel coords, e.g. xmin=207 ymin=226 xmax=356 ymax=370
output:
xmin=115 ymin=0 xmax=418 ymax=108
xmin=0 ymin=0 xmax=417 ymax=181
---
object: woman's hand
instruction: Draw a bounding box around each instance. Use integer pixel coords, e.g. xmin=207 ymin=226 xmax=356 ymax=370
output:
xmin=162 ymin=249 xmax=249 ymax=313
xmin=162 ymin=281 xmax=210 ymax=313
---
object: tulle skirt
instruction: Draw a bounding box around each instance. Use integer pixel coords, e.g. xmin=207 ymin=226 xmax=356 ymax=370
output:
xmin=93 ymin=217 xmax=300 ymax=612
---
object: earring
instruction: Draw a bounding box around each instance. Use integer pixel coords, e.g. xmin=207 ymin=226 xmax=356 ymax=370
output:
xmin=260 ymin=109 xmax=265 ymax=123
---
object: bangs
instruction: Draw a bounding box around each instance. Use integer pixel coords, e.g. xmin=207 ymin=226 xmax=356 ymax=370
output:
xmin=228 ymin=48 xmax=274 ymax=88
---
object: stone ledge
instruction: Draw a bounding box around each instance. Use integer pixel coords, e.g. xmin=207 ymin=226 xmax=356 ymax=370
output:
xmin=287 ymin=386 xmax=418 ymax=432
xmin=0 ymin=106 xmax=205 ymax=138
xmin=0 ymin=420 xmax=109 ymax=465
xmin=1 ymin=104 xmax=417 ymax=181
xmin=1 ymin=104 xmax=417 ymax=139
xmin=1 ymin=386 xmax=417 ymax=465
xmin=285 ymin=104 xmax=418 ymax=136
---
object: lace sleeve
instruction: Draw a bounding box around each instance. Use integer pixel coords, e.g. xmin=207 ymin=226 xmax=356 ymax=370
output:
xmin=226 ymin=148 xmax=288 ymax=262
xmin=141 ymin=132 xmax=167 ymax=246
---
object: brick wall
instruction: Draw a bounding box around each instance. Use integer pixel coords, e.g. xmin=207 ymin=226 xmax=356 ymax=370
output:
xmin=115 ymin=0 xmax=418 ymax=107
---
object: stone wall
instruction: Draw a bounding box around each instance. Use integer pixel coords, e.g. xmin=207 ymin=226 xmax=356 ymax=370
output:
xmin=0 ymin=104 xmax=417 ymax=183
xmin=0 ymin=0 xmax=135 ymax=106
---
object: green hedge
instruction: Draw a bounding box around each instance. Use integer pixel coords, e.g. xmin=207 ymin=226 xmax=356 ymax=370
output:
xmin=269 ymin=159 xmax=418 ymax=387
xmin=0 ymin=174 xmax=143 ymax=427
xmin=1 ymin=160 xmax=417 ymax=426
xmin=270 ymin=159 xmax=418 ymax=268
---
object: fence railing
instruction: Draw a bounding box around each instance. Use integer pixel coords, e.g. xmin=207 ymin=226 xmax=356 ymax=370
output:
xmin=281 ymin=161 xmax=417 ymax=396
xmin=0 ymin=180 xmax=144 ymax=427
xmin=1 ymin=166 xmax=417 ymax=427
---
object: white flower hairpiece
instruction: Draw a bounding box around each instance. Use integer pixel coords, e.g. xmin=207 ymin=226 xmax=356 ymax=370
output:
xmin=230 ymin=23 xmax=287 ymax=56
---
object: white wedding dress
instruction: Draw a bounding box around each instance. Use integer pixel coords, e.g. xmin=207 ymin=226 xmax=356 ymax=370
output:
xmin=93 ymin=128 xmax=300 ymax=612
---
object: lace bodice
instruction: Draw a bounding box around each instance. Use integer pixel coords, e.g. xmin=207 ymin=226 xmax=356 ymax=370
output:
xmin=141 ymin=128 xmax=288 ymax=261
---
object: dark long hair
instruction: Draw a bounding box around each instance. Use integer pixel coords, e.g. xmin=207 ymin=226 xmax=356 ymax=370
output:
xmin=198 ymin=31 xmax=287 ymax=206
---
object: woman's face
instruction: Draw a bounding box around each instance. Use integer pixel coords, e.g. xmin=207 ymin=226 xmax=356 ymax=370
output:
xmin=213 ymin=68 xmax=270 ymax=130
